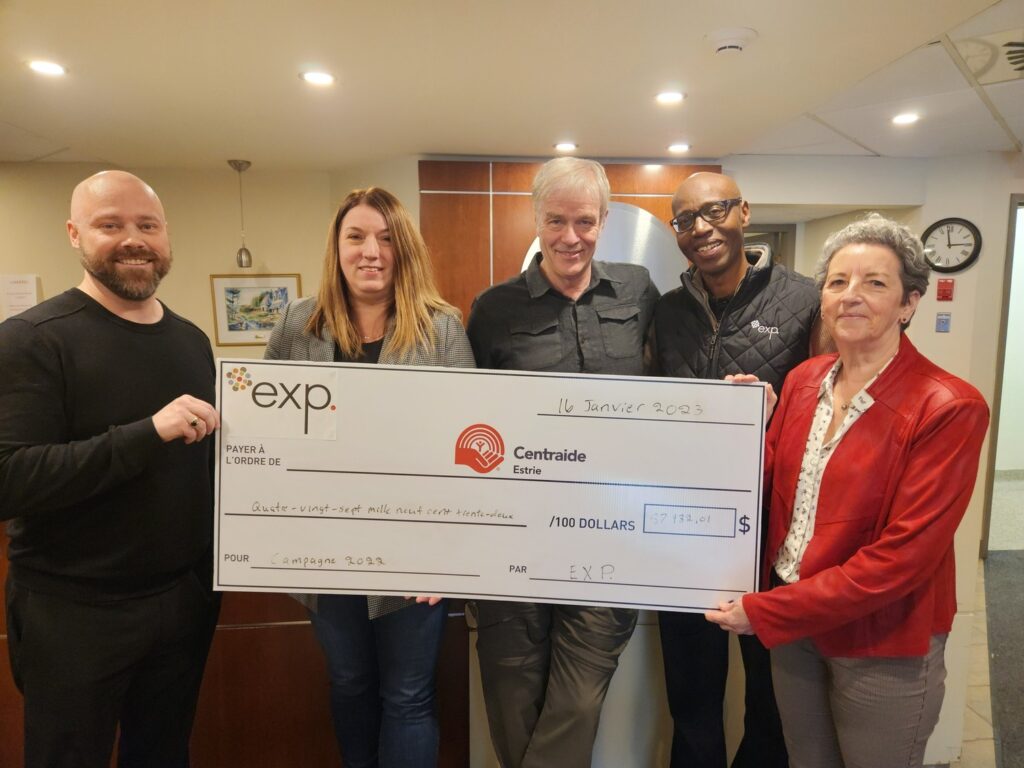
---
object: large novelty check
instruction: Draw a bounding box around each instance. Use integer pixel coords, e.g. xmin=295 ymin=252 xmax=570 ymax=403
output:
xmin=214 ymin=359 xmax=766 ymax=612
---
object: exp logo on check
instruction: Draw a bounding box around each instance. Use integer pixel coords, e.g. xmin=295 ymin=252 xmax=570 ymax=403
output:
xmin=454 ymin=424 xmax=505 ymax=474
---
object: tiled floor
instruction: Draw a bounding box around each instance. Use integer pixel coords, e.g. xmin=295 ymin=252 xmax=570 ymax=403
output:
xmin=962 ymin=471 xmax=1024 ymax=768
xmin=988 ymin=472 xmax=1024 ymax=550
xmin=946 ymin=560 xmax=996 ymax=768
xmin=943 ymin=471 xmax=1022 ymax=767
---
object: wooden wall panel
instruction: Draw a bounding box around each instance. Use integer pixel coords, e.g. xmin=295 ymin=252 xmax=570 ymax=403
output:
xmin=217 ymin=592 xmax=308 ymax=625
xmin=191 ymin=623 xmax=336 ymax=766
xmin=1 ymin=534 xmax=7 ymax=636
xmin=420 ymin=193 xmax=490 ymax=320
xmin=491 ymin=162 xmax=542 ymax=193
xmin=0 ymin=638 xmax=22 ymax=767
xmin=492 ymin=196 xmax=537 ymax=286
xmin=435 ymin=609 xmax=470 ymax=767
xmin=610 ymin=195 xmax=676 ymax=225
xmin=603 ymin=163 xmax=719 ymax=194
xmin=192 ymin=612 xmax=469 ymax=767
xmin=420 ymin=159 xmax=719 ymax=318
xmin=489 ymin=161 xmax=721 ymax=195
xmin=420 ymin=161 xmax=489 ymax=192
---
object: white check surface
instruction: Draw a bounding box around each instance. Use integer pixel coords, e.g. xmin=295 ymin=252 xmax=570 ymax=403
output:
xmin=214 ymin=359 xmax=766 ymax=612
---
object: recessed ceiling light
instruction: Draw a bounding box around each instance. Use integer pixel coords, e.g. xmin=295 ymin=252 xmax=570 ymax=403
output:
xmin=28 ymin=60 xmax=65 ymax=76
xmin=301 ymin=71 xmax=335 ymax=86
xmin=554 ymin=142 xmax=577 ymax=152
xmin=668 ymin=143 xmax=691 ymax=153
xmin=892 ymin=112 xmax=920 ymax=125
xmin=656 ymin=91 xmax=685 ymax=105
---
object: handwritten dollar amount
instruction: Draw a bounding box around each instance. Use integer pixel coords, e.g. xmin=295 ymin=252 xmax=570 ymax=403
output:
xmin=648 ymin=509 xmax=713 ymax=527
xmin=644 ymin=504 xmax=743 ymax=539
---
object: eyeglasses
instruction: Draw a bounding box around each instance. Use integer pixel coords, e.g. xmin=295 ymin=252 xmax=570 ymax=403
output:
xmin=669 ymin=198 xmax=743 ymax=233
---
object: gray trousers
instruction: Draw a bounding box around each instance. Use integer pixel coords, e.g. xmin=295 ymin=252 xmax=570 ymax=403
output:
xmin=474 ymin=600 xmax=637 ymax=768
xmin=771 ymin=634 xmax=947 ymax=768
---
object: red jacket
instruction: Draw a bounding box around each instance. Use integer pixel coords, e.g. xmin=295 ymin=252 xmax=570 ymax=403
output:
xmin=744 ymin=335 xmax=989 ymax=657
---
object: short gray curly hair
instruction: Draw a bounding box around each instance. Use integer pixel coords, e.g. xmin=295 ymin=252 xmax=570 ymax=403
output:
xmin=815 ymin=213 xmax=930 ymax=315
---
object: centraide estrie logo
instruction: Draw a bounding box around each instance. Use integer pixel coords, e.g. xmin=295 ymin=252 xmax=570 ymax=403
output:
xmin=455 ymin=424 xmax=505 ymax=474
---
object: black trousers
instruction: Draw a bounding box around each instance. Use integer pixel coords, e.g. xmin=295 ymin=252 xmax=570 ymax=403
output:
xmin=5 ymin=574 xmax=221 ymax=768
xmin=658 ymin=611 xmax=788 ymax=768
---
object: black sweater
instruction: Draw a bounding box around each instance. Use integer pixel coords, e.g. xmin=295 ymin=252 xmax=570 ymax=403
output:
xmin=0 ymin=289 xmax=215 ymax=599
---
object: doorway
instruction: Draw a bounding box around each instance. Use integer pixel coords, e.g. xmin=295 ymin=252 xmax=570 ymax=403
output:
xmin=745 ymin=224 xmax=796 ymax=270
xmin=986 ymin=195 xmax=1024 ymax=553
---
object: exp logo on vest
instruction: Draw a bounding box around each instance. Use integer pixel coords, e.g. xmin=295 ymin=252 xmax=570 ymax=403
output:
xmin=222 ymin=364 xmax=339 ymax=439
xmin=750 ymin=319 xmax=779 ymax=337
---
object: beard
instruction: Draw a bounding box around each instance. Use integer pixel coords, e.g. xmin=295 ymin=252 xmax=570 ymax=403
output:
xmin=79 ymin=246 xmax=172 ymax=301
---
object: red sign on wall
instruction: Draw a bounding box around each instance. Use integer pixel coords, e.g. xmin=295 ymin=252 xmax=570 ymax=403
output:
xmin=937 ymin=279 xmax=954 ymax=301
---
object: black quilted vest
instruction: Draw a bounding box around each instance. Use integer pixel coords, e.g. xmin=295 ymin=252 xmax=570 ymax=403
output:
xmin=652 ymin=261 xmax=819 ymax=394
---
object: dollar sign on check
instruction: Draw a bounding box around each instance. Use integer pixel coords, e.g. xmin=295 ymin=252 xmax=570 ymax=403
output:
xmin=738 ymin=514 xmax=751 ymax=534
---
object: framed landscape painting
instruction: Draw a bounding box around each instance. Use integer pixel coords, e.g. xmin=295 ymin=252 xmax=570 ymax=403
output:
xmin=209 ymin=273 xmax=301 ymax=346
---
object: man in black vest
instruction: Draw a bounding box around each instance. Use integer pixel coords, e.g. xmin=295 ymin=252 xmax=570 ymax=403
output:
xmin=649 ymin=172 xmax=821 ymax=768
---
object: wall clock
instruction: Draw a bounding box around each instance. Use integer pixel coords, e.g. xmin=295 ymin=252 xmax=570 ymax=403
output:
xmin=921 ymin=218 xmax=981 ymax=273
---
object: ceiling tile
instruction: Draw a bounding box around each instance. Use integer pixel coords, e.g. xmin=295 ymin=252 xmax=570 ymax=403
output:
xmin=0 ymin=120 xmax=65 ymax=161
xmin=949 ymin=0 xmax=1024 ymax=39
xmin=815 ymin=44 xmax=968 ymax=113
xmin=736 ymin=115 xmax=874 ymax=156
xmin=36 ymin=148 xmax=116 ymax=164
xmin=818 ymin=88 xmax=1013 ymax=156
xmin=954 ymin=28 xmax=1024 ymax=85
xmin=985 ymin=79 xmax=1024 ymax=142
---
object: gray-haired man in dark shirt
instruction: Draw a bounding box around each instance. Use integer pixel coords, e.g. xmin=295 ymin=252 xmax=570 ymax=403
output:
xmin=467 ymin=157 xmax=659 ymax=768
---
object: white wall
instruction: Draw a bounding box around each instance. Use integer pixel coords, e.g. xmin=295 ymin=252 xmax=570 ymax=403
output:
xmin=0 ymin=163 xmax=103 ymax=307
xmin=797 ymin=207 xmax=919 ymax=277
xmin=328 ymin=154 xmax=422 ymax=224
xmin=995 ymin=205 xmax=1024 ymax=471
xmin=724 ymin=155 xmax=928 ymax=207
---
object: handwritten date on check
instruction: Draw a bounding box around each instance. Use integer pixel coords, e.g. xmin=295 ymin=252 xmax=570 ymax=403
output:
xmin=214 ymin=359 xmax=766 ymax=612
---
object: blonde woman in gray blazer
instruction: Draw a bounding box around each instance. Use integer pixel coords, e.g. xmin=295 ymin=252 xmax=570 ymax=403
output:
xmin=265 ymin=187 xmax=474 ymax=768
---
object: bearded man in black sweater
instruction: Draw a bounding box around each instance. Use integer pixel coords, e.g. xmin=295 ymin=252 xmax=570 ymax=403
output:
xmin=0 ymin=171 xmax=221 ymax=768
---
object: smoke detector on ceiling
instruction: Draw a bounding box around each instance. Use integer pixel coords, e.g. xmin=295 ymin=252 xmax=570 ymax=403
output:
xmin=706 ymin=27 xmax=758 ymax=54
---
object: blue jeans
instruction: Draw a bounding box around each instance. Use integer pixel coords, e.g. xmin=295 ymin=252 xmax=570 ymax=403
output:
xmin=308 ymin=595 xmax=446 ymax=768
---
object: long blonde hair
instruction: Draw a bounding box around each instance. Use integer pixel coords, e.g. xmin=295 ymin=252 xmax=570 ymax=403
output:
xmin=305 ymin=187 xmax=457 ymax=359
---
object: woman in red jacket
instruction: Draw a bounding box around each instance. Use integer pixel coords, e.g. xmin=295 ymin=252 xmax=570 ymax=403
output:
xmin=706 ymin=214 xmax=989 ymax=768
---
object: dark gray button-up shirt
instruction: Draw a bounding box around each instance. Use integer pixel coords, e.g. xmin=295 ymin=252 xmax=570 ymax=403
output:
xmin=467 ymin=253 xmax=659 ymax=375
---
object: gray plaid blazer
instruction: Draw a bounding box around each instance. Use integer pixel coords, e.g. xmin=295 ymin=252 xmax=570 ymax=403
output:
xmin=264 ymin=296 xmax=475 ymax=618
